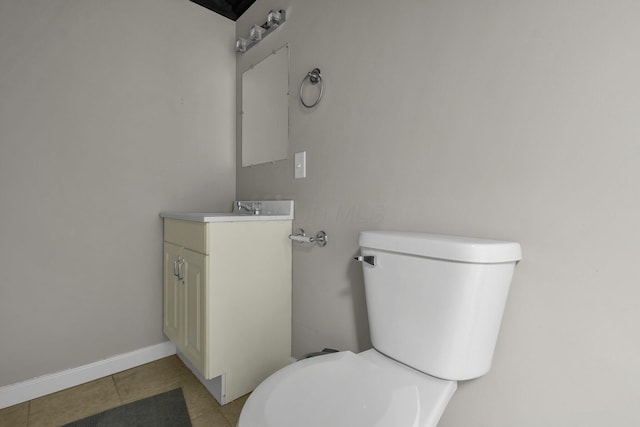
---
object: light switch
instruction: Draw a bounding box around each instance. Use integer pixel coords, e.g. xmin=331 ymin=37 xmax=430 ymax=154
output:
xmin=294 ymin=151 xmax=307 ymax=179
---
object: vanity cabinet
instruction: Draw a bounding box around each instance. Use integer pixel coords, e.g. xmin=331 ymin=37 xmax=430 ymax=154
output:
xmin=162 ymin=217 xmax=292 ymax=404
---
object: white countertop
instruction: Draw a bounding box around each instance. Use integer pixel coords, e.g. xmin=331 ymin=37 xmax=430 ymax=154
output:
xmin=160 ymin=200 xmax=294 ymax=223
xmin=160 ymin=211 xmax=293 ymax=222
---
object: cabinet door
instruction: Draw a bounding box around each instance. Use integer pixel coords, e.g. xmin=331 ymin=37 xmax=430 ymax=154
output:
xmin=181 ymin=248 xmax=208 ymax=376
xmin=163 ymin=242 xmax=182 ymax=344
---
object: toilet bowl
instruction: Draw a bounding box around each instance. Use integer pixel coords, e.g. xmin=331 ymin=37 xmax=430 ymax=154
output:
xmin=238 ymin=349 xmax=456 ymax=427
xmin=239 ymin=230 xmax=521 ymax=427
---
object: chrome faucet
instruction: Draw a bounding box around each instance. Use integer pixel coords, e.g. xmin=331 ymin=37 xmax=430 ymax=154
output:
xmin=236 ymin=201 xmax=261 ymax=215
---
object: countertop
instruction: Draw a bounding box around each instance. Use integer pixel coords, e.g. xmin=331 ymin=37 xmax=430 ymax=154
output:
xmin=159 ymin=212 xmax=293 ymax=222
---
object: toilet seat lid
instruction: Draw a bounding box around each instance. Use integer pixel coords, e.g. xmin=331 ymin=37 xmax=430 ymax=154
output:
xmin=238 ymin=350 xmax=457 ymax=427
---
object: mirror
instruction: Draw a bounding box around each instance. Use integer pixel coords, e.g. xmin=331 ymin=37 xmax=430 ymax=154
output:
xmin=241 ymin=44 xmax=289 ymax=167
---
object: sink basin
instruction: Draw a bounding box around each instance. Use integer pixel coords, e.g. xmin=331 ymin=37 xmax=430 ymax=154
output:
xmin=160 ymin=200 xmax=294 ymax=223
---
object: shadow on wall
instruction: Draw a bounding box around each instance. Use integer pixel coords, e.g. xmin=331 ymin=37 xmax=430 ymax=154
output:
xmin=346 ymin=253 xmax=371 ymax=350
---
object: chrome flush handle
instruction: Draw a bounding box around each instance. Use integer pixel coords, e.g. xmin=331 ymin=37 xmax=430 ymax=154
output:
xmin=354 ymin=255 xmax=376 ymax=267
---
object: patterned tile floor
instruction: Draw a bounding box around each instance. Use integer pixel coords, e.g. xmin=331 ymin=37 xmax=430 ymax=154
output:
xmin=0 ymin=356 xmax=248 ymax=427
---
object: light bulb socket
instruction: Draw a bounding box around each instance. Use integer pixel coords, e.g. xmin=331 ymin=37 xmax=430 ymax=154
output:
xmin=266 ymin=10 xmax=282 ymax=28
xmin=235 ymin=37 xmax=249 ymax=52
xmin=249 ymin=25 xmax=265 ymax=41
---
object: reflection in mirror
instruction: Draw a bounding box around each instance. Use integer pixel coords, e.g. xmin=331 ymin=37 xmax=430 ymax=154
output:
xmin=241 ymin=44 xmax=289 ymax=167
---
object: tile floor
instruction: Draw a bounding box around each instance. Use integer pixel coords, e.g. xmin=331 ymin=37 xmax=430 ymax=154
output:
xmin=0 ymin=356 xmax=248 ymax=427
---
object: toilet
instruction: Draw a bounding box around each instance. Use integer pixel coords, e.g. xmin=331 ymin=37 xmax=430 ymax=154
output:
xmin=238 ymin=230 xmax=522 ymax=427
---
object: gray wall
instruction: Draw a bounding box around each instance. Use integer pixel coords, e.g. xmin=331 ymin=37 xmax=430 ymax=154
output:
xmin=237 ymin=0 xmax=640 ymax=425
xmin=0 ymin=0 xmax=235 ymax=386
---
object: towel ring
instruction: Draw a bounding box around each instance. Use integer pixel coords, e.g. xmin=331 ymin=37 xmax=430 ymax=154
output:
xmin=299 ymin=68 xmax=323 ymax=108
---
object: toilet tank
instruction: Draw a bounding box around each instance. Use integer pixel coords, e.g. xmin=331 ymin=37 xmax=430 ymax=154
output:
xmin=359 ymin=231 xmax=521 ymax=381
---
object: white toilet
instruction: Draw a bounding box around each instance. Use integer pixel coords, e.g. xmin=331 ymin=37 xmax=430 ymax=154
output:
xmin=238 ymin=230 xmax=522 ymax=427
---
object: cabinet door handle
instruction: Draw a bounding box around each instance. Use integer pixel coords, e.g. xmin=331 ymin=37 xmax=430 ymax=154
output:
xmin=178 ymin=257 xmax=185 ymax=283
xmin=173 ymin=258 xmax=180 ymax=277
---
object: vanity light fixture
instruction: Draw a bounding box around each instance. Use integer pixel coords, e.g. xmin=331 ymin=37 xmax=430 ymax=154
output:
xmin=236 ymin=9 xmax=286 ymax=53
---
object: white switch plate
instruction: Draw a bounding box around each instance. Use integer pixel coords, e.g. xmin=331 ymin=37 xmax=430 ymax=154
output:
xmin=294 ymin=151 xmax=307 ymax=179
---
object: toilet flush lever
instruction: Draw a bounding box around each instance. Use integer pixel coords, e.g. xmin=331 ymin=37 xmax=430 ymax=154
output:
xmin=354 ymin=255 xmax=376 ymax=267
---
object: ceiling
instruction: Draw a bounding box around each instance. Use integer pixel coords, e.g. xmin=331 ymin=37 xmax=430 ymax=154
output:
xmin=190 ymin=0 xmax=256 ymax=21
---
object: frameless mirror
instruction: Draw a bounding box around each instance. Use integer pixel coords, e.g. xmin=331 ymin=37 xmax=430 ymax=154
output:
xmin=241 ymin=44 xmax=289 ymax=167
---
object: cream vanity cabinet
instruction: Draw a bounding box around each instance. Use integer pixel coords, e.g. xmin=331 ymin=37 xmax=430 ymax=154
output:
xmin=161 ymin=206 xmax=292 ymax=405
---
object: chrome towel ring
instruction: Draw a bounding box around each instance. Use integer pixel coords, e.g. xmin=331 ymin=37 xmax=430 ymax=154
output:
xmin=299 ymin=68 xmax=323 ymax=108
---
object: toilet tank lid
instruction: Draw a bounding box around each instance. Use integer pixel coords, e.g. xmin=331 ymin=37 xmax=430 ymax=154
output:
xmin=359 ymin=231 xmax=522 ymax=263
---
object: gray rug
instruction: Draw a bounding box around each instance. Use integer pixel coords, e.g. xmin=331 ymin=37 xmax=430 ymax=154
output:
xmin=62 ymin=388 xmax=192 ymax=427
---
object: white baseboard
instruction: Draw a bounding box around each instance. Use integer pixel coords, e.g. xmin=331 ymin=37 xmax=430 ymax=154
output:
xmin=0 ymin=341 xmax=176 ymax=409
